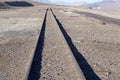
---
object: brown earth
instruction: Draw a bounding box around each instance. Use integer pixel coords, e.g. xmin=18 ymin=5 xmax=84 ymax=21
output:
xmin=0 ymin=2 xmax=47 ymax=79
xmin=0 ymin=0 xmax=120 ymax=80
xmin=53 ymin=8 xmax=120 ymax=80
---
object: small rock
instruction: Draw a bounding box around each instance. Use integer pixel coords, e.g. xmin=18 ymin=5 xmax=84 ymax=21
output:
xmin=102 ymin=22 xmax=106 ymax=25
xmin=57 ymin=73 xmax=60 ymax=75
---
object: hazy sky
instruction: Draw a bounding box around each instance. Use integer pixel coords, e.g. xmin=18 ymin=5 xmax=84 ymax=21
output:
xmin=33 ymin=0 xmax=103 ymax=4
xmin=49 ymin=0 xmax=102 ymax=3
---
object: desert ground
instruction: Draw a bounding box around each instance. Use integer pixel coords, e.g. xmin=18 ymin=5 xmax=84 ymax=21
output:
xmin=0 ymin=1 xmax=48 ymax=79
xmin=53 ymin=7 xmax=120 ymax=80
xmin=0 ymin=0 xmax=120 ymax=80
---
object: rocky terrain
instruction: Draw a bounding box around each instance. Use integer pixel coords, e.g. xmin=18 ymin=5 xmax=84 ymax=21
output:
xmin=0 ymin=0 xmax=48 ymax=79
xmin=53 ymin=7 xmax=120 ymax=80
xmin=0 ymin=0 xmax=120 ymax=80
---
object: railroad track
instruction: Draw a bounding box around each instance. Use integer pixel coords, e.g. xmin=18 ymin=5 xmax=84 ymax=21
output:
xmin=26 ymin=8 xmax=85 ymax=80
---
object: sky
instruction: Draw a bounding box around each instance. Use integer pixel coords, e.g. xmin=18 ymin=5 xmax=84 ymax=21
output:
xmin=49 ymin=0 xmax=102 ymax=3
xmin=33 ymin=0 xmax=103 ymax=4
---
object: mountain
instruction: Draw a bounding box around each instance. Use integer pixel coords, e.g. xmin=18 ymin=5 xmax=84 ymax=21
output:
xmin=89 ymin=0 xmax=120 ymax=10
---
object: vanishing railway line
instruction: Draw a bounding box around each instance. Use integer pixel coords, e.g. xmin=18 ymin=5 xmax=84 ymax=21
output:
xmin=25 ymin=8 xmax=97 ymax=80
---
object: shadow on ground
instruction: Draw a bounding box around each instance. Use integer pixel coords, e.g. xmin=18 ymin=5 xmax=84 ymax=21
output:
xmin=27 ymin=9 xmax=48 ymax=80
xmin=5 ymin=1 xmax=33 ymax=7
xmin=51 ymin=9 xmax=101 ymax=80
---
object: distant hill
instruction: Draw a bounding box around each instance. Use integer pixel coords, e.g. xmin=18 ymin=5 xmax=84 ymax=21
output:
xmin=89 ymin=0 xmax=120 ymax=10
xmin=0 ymin=2 xmax=12 ymax=9
xmin=0 ymin=0 xmax=51 ymax=10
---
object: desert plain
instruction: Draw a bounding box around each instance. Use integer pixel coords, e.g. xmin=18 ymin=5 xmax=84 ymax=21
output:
xmin=0 ymin=0 xmax=120 ymax=80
